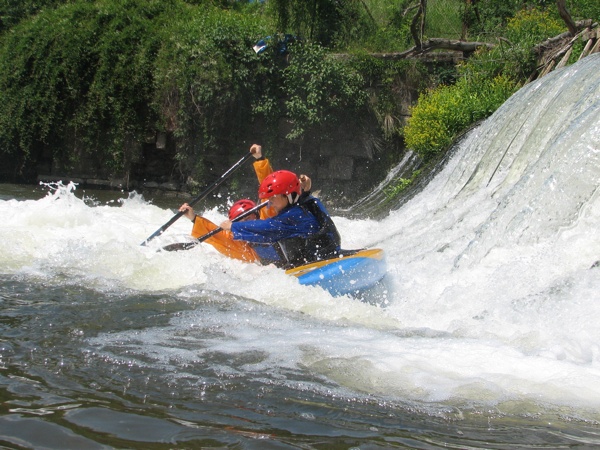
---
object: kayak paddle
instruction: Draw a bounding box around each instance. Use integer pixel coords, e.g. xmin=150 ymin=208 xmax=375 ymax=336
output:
xmin=161 ymin=201 xmax=267 ymax=252
xmin=141 ymin=152 xmax=254 ymax=246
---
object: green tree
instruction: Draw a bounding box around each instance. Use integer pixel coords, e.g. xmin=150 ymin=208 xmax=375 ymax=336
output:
xmin=0 ymin=0 xmax=174 ymax=173
xmin=267 ymin=0 xmax=374 ymax=48
xmin=261 ymin=42 xmax=369 ymax=139
xmin=0 ymin=0 xmax=69 ymax=32
xmin=152 ymin=3 xmax=268 ymax=178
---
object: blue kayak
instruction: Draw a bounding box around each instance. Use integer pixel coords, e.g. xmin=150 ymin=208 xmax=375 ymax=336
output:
xmin=285 ymin=248 xmax=387 ymax=296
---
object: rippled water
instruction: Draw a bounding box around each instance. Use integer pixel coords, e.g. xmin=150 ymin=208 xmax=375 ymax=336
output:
xmin=1 ymin=54 xmax=600 ymax=449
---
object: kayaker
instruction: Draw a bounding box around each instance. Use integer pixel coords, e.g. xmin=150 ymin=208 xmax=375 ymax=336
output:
xmin=220 ymin=169 xmax=341 ymax=268
xmin=177 ymin=195 xmax=258 ymax=262
xmin=178 ymin=144 xmax=313 ymax=263
xmin=178 ymin=144 xmax=267 ymax=262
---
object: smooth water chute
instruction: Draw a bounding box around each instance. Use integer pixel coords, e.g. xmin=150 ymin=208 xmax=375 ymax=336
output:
xmin=383 ymin=54 xmax=600 ymax=273
xmin=455 ymin=54 xmax=600 ymax=268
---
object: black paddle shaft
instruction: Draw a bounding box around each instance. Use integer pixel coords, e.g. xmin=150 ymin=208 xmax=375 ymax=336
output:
xmin=141 ymin=152 xmax=254 ymax=246
xmin=161 ymin=201 xmax=267 ymax=252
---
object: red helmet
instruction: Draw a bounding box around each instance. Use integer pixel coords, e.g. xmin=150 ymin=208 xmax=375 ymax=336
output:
xmin=228 ymin=199 xmax=257 ymax=220
xmin=258 ymin=170 xmax=301 ymax=199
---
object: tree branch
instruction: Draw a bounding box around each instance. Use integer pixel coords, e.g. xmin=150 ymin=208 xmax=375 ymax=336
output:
xmin=409 ymin=1 xmax=425 ymax=50
xmin=533 ymin=19 xmax=593 ymax=54
xmin=366 ymin=38 xmax=495 ymax=60
xmin=556 ymin=0 xmax=578 ymax=36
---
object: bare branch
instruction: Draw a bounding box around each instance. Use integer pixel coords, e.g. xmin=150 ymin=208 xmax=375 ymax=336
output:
xmin=362 ymin=38 xmax=495 ymax=61
xmin=556 ymin=0 xmax=578 ymax=36
xmin=410 ymin=0 xmax=426 ymax=50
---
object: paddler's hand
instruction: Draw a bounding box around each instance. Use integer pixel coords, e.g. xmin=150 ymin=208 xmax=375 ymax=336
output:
xmin=250 ymin=144 xmax=262 ymax=159
xmin=220 ymin=220 xmax=232 ymax=231
xmin=179 ymin=203 xmax=195 ymax=221
xmin=299 ymin=174 xmax=311 ymax=192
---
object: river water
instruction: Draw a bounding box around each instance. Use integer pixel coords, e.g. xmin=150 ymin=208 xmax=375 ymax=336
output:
xmin=1 ymin=54 xmax=600 ymax=449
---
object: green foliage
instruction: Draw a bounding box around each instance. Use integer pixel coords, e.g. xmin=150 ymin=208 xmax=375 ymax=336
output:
xmin=0 ymin=0 xmax=395 ymax=176
xmin=384 ymin=169 xmax=421 ymax=199
xmin=364 ymin=24 xmax=413 ymax=52
xmin=0 ymin=0 xmax=596 ymax=183
xmin=0 ymin=0 xmax=67 ymax=32
xmin=0 ymin=0 xmax=271 ymax=178
xmin=356 ymin=0 xmax=413 ymax=52
xmin=426 ymin=0 xmax=464 ymax=40
xmin=404 ymin=6 xmax=568 ymax=159
xmin=264 ymin=42 xmax=369 ymax=140
xmin=568 ymin=0 xmax=600 ymax=22
xmin=152 ymin=4 xmax=268 ymax=176
xmin=472 ymin=8 xmax=564 ymax=80
xmin=266 ymin=0 xmax=375 ymax=49
xmin=404 ymin=74 xmax=517 ymax=158
xmin=350 ymin=55 xmax=429 ymax=140
xmin=463 ymin=0 xmax=521 ymax=36
xmin=462 ymin=0 xmax=579 ymax=40
xmin=505 ymin=8 xmax=564 ymax=44
xmin=0 ymin=0 xmax=263 ymax=33
xmin=0 ymin=0 xmax=173 ymax=171
xmin=567 ymin=38 xmax=586 ymax=65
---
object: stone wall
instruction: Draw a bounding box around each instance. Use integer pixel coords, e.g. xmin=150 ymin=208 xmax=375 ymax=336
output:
xmin=32 ymin=113 xmax=408 ymax=207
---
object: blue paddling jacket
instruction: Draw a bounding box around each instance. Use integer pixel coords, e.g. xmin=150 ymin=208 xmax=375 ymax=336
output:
xmin=230 ymin=193 xmax=341 ymax=268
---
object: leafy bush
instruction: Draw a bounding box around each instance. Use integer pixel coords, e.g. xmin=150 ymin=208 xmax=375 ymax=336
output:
xmin=426 ymin=0 xmax=463 ymax=40
xmin=404 ymin=6 xmax=567 ymax=159
xmin=255 ymin=42 xmax=369 ymax=140
xmin=350 ymin=55 xmax=429 ymax=139
xmin=463 ymin=0 xmax=522 ymax=37
xmin=562 ymin=0 xmax=600 ymax=22
xmin=152 ymin=3 xmax=268 ymax=177
xmin=266 ymin=0 xmax=375 ymax=49
xmin=404 ymin=74 xmax=517 ymax=158
xmin=0 ymin=0 xmax=373 ymax=180
xmin=0 ymin=0 xmax=67 ymax=32
xmin=358 ymin=0 xmax=412 ymax=51
xmin=0 ymin=0 xmax=271 ymax=179
xmin=506 ymin=7 xmax=564 ymax=42
xmin=0 ymin=0 xmax=173 ymax=172
xmin=467 ymin=8 xmax=564 ymax=81
xmin=384 ymin=169 xmax=421 ymax=199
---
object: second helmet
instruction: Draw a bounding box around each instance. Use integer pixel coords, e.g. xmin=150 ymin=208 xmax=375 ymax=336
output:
xmin=228 ymin=199 xmax=257 ymax=220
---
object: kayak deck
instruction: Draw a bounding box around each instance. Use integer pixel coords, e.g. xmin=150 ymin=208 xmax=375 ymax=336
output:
xmin=285 ymin=248 xmax=387 ymax=296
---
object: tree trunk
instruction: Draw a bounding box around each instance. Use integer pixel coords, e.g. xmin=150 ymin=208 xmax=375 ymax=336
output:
xmin=360 ymin=38 xmax=495 ymax=61
xmin=410 ymin=0 xmax=427 ymax=50
xmin=556 ymin=0 xmax=578 ymax=36
xmin=462 ymin=0 xmax=480 ymax=40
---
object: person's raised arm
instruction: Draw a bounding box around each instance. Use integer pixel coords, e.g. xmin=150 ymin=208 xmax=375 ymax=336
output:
xmin=251 ymin=144 xmax=273 ymax=184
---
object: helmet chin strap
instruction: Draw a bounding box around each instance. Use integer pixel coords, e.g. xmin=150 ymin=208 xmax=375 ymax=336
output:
xmin=287 ymin=193 xmax=299 ymax=204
